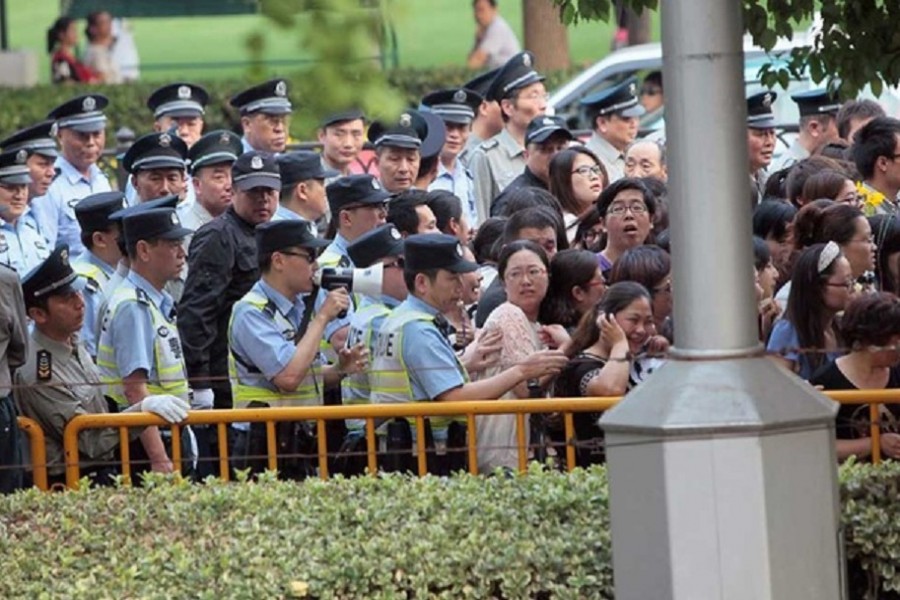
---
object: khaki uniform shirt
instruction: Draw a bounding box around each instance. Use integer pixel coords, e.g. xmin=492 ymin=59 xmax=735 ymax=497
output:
xmin=467 ymin=128 xmax=526 ymax=224
xmin=585 ymin=132 xmax=625 ymax=183
xmin=0 ymin=264 xmax=27 ymax=398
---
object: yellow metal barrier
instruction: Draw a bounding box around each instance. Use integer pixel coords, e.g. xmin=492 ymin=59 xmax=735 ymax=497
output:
xmin=57 ymin=390 xmax=900 ymax=490
xmin=16 ymin=416 xmax=48 ymax=491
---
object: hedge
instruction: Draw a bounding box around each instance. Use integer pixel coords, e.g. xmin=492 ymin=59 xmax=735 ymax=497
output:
xmin=0 ymin=67 xmax=578 ymax=142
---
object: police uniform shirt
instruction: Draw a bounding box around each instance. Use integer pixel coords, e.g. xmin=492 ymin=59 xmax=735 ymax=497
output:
xmin=272 ymin=203 xmax=304 ymax=222
xmin=0 ymin=210 xmax=50 ymax=275
xmin=768 ymin=139 xmax=809 ymax=174
xmin=585 ymin=132 xmax=626 ymax=183
xmin=33 ymin=155 xmax=111 ymax=256
xmin=429 ymin=160 xmax=478 ymax=227
xmin=376 ymin=295 xmax=468 ymax=400
xmin=14 ymin=328 xmax=124 ymax=475
xmin=467 ymin=128 xmax=526 ymax=224
xmin=0 ymin=264 xmax=27 ymax=398
xmin=72 ymin=250 xmax=115 ymax=357
xmin=458 ymin=132 xmax=483 ymax=169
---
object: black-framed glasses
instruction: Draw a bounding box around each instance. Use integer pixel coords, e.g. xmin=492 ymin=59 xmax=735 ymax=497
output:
xmin=280 ymin=250 xmax=316 ymax=263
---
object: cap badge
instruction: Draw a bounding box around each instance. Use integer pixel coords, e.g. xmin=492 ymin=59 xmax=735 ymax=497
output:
xmin=15 ymin=149 xmax=27 ymax=164
xmin=307 ymin=221 xmax=317 ymax=237
xmin=390 ymin=227 xmax=401 ymax=240
xmin=543 ymin=117 xmax=554 ymax=126
xmin=523 ymin=53 xmax=531 ymax=67
xmin=219 ymin=132 xmax=231 ymax=145
xmin=456 ymin=243 xmax=463 ymax=257
xmin=177 ymin=85 xmax=192 ymax=100
xmin=82 ymin=96 xmax=96 ymax=112
xmin=159 ymin=133 xmax=172 ymax=148
xmin=275 ymin=80 xmax=287 ymax=97
xmin=170 ymin=212 xmax=179 ymax=225
xmin=762 ymin=93 xmax=773 ymax=108
xmin=453 ymin=89 xmax=467 ymax=103
xmin=629 ymin=82 xmax=637 ymax=96
xmin=49 ymin=122 xmax=59 ymax=137
xmin=250 ymin=155 xmax=264 ymax=170
xmin=399 ymin=113 xmax=412 ymax=128
xmin=371 ymin=178 xmax=381 ymax=190
xmin=59 ymin=248 xmax=69 ymax=265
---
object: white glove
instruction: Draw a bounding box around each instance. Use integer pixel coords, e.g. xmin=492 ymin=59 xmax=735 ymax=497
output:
xmin=141 ymin=394 xmax=190 ymax=423
xmin=190 ymin=388 xmax=215 ymax=410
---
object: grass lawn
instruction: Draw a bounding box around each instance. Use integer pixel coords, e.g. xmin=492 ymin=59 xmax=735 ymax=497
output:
xmin=7 ymin=0 xmax=659 ymax=84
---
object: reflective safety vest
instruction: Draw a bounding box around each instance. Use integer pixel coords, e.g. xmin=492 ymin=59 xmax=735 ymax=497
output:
xmin=97 ymin=283 xmax=190 ymax=405
xmin=370 ymin=308 xmax=468 ymax=432
xmin=228 ymin=289 xmax=322 ymax=408
xmin=342 ymin=302 xmax=392 ymax=430
xmin=72 ymin=257 xmax=111 ymax=297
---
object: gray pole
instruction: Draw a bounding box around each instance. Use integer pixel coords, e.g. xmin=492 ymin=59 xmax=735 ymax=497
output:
xmin=599 ymin=0 xmax=846 ymax=598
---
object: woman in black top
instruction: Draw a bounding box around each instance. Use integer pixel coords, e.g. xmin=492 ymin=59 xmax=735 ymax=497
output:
xmin=810 ymin=292 xmax=900 ymax=461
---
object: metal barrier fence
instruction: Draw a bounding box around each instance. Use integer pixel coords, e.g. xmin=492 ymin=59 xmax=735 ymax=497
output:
xmin=16 ymin=417 xmax=48 ymax=491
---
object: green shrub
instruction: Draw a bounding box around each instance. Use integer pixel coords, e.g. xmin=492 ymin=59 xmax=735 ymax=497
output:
xmin=0 ymin=465 xmax=613 ymax=599
xmin=0 ymin=67 xmax=578 ymax=142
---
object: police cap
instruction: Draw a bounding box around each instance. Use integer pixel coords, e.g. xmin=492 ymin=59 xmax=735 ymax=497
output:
xmin=74 ymin=191 xmax=126 ymax=235
xmin=229 ymin=79 xmax=292 ymax=116
xmin=108 ymin=194 xmax=180 ymax=224
xmin=0 ymin=149 xmax=32 ymax=185
xmin=580 ymin=77 xmax=645 ymax=119
xmin=464 ymin=68 xmax=501 ymax=99
xmin=22 ymin=245 xmax=86 ymax=309
xmin=367 ymin=110 xmax=429 ymax=150
xmin=232 ymin=151 xmax=281 ymax=191
xmin=525 ymin=115 xmax=574 ymax=146
xmin=421 ymin=88 xmax=483 ymax=125
xmin=747 ymin=90 xmax=778 ymax=129
xmin=404 ymin=233 xmax=478 ymax=273
xmin=147 ymin=82 xmax=209 ymax=119
xmin=256 ymin=219 xmax=329 ymax=255
xmin=418 ymin=111 xmax=446 ymax=160
xmin=486 ymin=52 xmax=545 ymax=102
xmin=47 ymin=94 xmax=109 ymax=132
xmin=123 ymin=208 xmax=192 ymax=247
xmin=0 ymin=120 xmax=58 ymax=158
xmin=320 ymin=109 xmax=366 ymax=129
xmin=326 ymin=174 xmax=392 ymax=215
xmin=347 ymin=223 xmax=405 ymax=268
xmin=791 ymin=88 xmax=842 ymax=117
xmin=277 ymin=151 xmax=338 ymax=190
xmin=188 ymin=130 xmax=243 ymax=174
xmin=122 ymin=132 xmax=189 ymax=174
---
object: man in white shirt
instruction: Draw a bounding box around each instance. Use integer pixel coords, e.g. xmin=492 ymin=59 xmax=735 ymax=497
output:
xmin=467 ymin=0 xmax=521 ymax=69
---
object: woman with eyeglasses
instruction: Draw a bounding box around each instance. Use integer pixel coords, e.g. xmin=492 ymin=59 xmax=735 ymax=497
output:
xmin=475 ymin=240 xmax=569 ymax=472
xmin=802 ymin=169 xmax=861 ymax=208
xmin=573 ymin=205 xmax=603 ymax=252
xmin=540 ymin=249 xmax=607 ymax=331
xmin=549 ymin=147 xmax=609 ymax=244
xmin=594 ymin=178 xmax=657 ymax=280
xmin=767 ymin=242 xmax=851 ymax=379
xmin=608 ymin=245 xmax=672 ymax=340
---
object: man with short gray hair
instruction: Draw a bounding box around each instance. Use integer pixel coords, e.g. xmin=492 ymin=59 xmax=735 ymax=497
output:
xmin=624 ymin=139 xmax=667 ymax=181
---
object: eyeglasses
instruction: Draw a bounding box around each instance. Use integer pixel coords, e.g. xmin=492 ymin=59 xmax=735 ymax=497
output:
xmin=607 ymin=202 xmax=648 ymax=216
xmin=383 ymin=257 xmax=405 ymax=269
xmin=824 ymin=279 xmax=855 ymax=291
xmin=572 ymin=165 xmax=604 ymax=178
xmin=505 ymin=266 xmax=547 ymax=282
xmin=280 ymin=250 xmax=315 ymax=263
xmin=583 ymin=228 xmax=603 ymax=241
xmin=652 ymin=280 xmax=672 ymax=295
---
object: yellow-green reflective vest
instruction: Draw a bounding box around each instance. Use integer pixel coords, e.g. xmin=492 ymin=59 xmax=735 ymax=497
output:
xmin=342 ymin=301 xmax=392 ymax=430
xmin=97 ymin=284 xmax=189 ymax=405
xmin=228 ymin=290 xmax=322 ymax=408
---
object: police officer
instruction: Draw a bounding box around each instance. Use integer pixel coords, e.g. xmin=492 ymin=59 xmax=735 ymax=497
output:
xmin=338 ymin=223 xmax=406 ymax=472
xmin=458 ymin=68 xmax=502 ymax=168
xmin=369 ymin=233 xmax=567 ymax=473
xmin=423 ymin=88 xmax=483 ymax=227
xmin=490 ymin=115 xmax=574 ymax=217
xmin=230 ymin=79 xmax=293 ymax=154
xmin=0 ymin=149 xmax=50 ymax=275
xmin=275 ymin=151 xmax=337 ymax=222
xmin=368 ymin=110 xmax=431 ymax=194
xmin=769 ymin=88 xmax=842 ymax=173
xmin=0 ymin=120 xmax=59 ymax=240
xmin=321 ymin=174 xmax=391 ymax=268
xmin=468 ymin=52 xmax=548 ymax=223
xmin=122 ymin=132 xmax=190 ymax=205
xmin=317 ymin=109 xmax=366 ymax=184
xmin=228 ymin=219 xmax=365 ymax=477
xmin=0 ymin=260 xmax=26 ymax=492
xmin=746 ymin=91 xmax=778 ymax=204
xmin=96 ymin=208 xmax=192 ymax=474
xmin=179 ymin=152 xmax=280 ymax=410
xmin=16 ymin=246 xmax=188 ymax=485
xmin=413 ymin=111 xmax=448 ymax=190
xmin=146 ymin=82 xmax=209 ymax=149
xmin=581 ymin=77 xmax=645 ymax=183
xmin=36 ymin=94 xmax=112 ymax=255
xmin=72 ymin=191 xmax=126 ymax=358
xmin=179 ymin=130 xmax=242 ymax=233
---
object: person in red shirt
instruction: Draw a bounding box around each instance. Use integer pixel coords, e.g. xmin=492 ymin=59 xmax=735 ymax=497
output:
xmin=47 ymin=17 xmax=99 ymax=84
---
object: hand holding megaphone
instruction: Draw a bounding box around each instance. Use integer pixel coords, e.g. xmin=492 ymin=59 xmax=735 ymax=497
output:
xmin=320 ymin=287 xmax=351 ymax=321
xmin=314 ymin=266 xmax=384 ymax=318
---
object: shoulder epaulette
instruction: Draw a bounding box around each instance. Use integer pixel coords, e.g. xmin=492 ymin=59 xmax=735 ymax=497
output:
xmin=263 ymin=299 xmax=277 ymax=319
xmin=134 ymin=287 xmax=150 ymax=305
xmin=83 ymin=276 xmax=101 ymax=294
xmin=480 ymin=137 xmax=500 ymax=151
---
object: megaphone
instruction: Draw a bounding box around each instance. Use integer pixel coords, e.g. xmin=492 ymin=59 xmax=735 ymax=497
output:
xmin=313 ymin=265 xmax=383 ymax=317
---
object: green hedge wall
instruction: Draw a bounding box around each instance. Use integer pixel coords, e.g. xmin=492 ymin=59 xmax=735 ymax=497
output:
xmin=0 ymin=67 xmax=578 ymax=142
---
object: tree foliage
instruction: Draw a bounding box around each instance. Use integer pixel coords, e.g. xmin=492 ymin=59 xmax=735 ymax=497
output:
xmin=552 ymin=0 xmax=900 ymax=97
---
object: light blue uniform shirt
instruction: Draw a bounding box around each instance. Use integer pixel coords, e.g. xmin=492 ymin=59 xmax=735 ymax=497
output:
xmin=315 ymin=233 xmax=353 ymax=343
xmin=74 ymin=250 xmax=115 ymax=357
xmin=0 ymin=211 xmax=50 ymax=276
xmin=429 ymin=160 xmax=478 ymax=227
xmin=273 ymin=204 xmax=303 ymax=221
xmin=34 ymin=156 xmax=111 ymax=256
xmin=107 ymin=271 xmax=177 ymax=382
xmin=392 ymin=295 xmax=467 ymax=400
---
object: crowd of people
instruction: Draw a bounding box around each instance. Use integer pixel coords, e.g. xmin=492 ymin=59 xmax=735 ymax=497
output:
xmin=48 ymin=11 xmax=139 ymax=85
xmin=1 ymin=44 xmax=899 ymax=492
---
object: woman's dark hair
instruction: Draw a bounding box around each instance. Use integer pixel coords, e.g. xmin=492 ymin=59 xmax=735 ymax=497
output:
xmin=500 ymin=187 xmax=564 ymax=220
xmin=763 ymin=167 xmax=791 ymax=201
xmin=608 ymin=245 xmax=670 ymax=290
xmin=502 ymin=205 xmax=569 ymax=252
xmin=752 ymin=235 xmax=772 ymax=271
xmin=596 ymin=177 xmax=657 ymax=218
xmin=870 ymin=214 xmax=900 ymax=295
xmin=752 ymin=200 xmax=797 ymax=243
xmin=540 ymin=249 xmax=601 ymax=329
xmin=840 ymin=292 xmax=900 ymax=349
xmin=784 ymin=156 xmax=845 ymax=207
xmin=47 ymin=17 xmax=74 ymax=53
xmin=548 ymin=147 xmax=607 ymax=216
xmin=472 ymin=217 xmax=507 ymax=264
xmin=425 ymin=189 xmax=463 ymax=234
xmin=640 ymin=176 xmax=668 ymax=232
xmin=792 ymin=201 xmax=862 ymax=249
xmin=654 ymin=228 xmax=671 ymax=253
xmin=496 ymin=239 xmax=550 ymax=281
xmin=785 ymin=243 xmax=844 ymax=372
xmin=566 ymin=281 xmax=651 ymax=358
xmin=573 ymin=204 xmax=602 ymax=251
xmin=801 ymin=169 xmax=850 ymax=202
xmin=813 ymin=138 xmax=851 ymax=162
